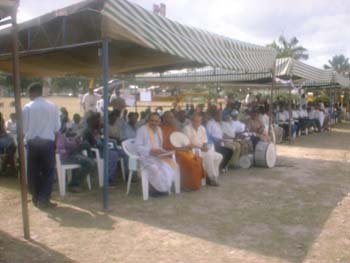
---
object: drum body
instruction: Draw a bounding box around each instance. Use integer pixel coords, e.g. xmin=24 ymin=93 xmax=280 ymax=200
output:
xmin=239 ymin=154 xmax=254 ymax=169
xmin=254 ymin=141 xmax=277 ymax=168
xmin=239 ymin=139 xmax=253 ymax=156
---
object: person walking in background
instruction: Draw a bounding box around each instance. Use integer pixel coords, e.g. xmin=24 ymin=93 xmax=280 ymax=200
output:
xmin=82 ymin=87 xmax=101 ymax=114
xmin=23 ymin=83 xmax=60 ymax=209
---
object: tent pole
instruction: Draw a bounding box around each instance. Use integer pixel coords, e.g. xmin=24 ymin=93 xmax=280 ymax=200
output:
xmin=102 ymin=39 xmax=110 ymax=211
xmin=11 ymin=5 xmax=30 ymax=240
xmin=288 ymin=83 xmax=292 ymax=144
xmin=268 ymin=64 xmax=276 ymax=136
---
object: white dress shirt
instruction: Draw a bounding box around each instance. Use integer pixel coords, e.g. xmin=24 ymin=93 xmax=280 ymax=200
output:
xmin=183 ymin=124 xmax=208 ymax=148
xmin=82 ymin=93 xmax=101 ymax=113
xmin=23 ymin=97 xmax=60 ymax=141
xmin=221 ymin=121 xmax=236 ymax=138
xmin=231 ymin=120 xmax=246 ymax=133
xmin=206 ymin=119 xmax=223 ymax=140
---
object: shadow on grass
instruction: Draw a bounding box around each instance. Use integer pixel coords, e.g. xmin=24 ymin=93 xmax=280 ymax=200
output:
xmin=0 ymin=230 xmax=76 ymax=263
xmin=1 ymin=123 xmax=350 ymax=263
xmin=41 ymin=151 xmax=348 ymax=263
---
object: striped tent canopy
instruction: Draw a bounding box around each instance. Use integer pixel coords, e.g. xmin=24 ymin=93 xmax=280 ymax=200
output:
xmin=131 ymin=57 xmax=350 ymax=88
xmin=0 ymin=0 xmax=276 ymax=77
xmin=0 ymin=0 xmax=16 ymax=20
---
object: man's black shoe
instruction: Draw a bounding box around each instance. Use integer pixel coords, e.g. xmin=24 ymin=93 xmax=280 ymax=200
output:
xmin=37 ymin=200 xmax=58 ymax=209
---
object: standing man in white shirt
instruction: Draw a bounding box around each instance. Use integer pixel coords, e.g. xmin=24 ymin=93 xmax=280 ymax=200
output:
xmin=81 ymin=87 xmax=101 ymax=114
xmin=23 ymin=83 xmax=60 ymax=209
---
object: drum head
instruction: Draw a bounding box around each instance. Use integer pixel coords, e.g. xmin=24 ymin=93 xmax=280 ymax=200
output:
xmin=170 ymin=132 xmax=190 ymax=148
xmin=239 ymin=155 xmax=253 ymax=169
xmin=265 ymin=143 xmax=277 ymax=168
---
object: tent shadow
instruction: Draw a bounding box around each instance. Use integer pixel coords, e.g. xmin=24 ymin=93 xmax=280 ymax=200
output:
xmin=0 ymin=230 xmax=76 ymax=263
xmin=90 ymin=155 xmax=349 ymax=263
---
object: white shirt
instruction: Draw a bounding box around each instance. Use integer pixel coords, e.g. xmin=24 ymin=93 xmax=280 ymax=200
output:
xmin=23 ymin=97 xmax=60 ymax=141
xmin=183 ymin=124 xmax=208 ymax=148
xmin=299 ymin=109 xmax=308 ymax=118
xmin=206 ymin=119 xmax=223 ymax=140
xmin=96 ymin=98 xmax=104 ymax=115
xmin=259 ymin=114 xmax=269 ymax=134
xmin=231 ymin=120 xmax=246 ymax=133
xmin=276 ymin=111 xmax=287 ymax=124
xmin=221 ymin=121 xmax=236 ymax=138
xmin=82 ymin=93 xmax=101 ymax=113
xmin=5 ymin=119 xmax=17 ymax=136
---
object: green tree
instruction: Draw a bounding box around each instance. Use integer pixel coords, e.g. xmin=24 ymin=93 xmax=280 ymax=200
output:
xmin=323 ymin=54 xmax=350 ymax=73
xmin=267 ymin=35 xmax=309 ymax=60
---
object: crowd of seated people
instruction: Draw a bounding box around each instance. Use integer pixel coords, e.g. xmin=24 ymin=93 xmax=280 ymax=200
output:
xmin=273 ymin=100 xmax=333 ymax=141
xmin=0 ymin=90 xmax=347 ymax=198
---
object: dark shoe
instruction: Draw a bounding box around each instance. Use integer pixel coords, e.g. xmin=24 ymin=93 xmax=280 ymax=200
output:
xmin=68 ymin=186 xmax=84 ymax=193
xmin=149 ymin=190 xmax=168 ymax=198
xmin=37 ymin=200 xmax=57 ymax=209
xmin=207 ymin=179 xmax=219 ymax=187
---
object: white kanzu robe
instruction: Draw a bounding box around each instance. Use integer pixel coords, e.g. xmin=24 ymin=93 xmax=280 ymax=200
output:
xmin=183 ymin=124 xmax=222 ymax=180
xmin=135 ymin=125 xmax=177 ymax=192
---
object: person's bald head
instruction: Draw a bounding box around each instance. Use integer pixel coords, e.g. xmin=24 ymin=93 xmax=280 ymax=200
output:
xmin=162 ymin=111 xmax=175 ymax=125
xmin=191 ymin=113 xmax=202 ymax=129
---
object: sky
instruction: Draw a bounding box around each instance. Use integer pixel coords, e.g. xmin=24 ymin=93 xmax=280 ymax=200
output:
xmin=15 ymin=0 xmax=350 ymax=69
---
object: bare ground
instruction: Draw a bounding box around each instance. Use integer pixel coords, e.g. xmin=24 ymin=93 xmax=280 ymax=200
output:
xmin=0 ymin=124 xmax=350 ymax=263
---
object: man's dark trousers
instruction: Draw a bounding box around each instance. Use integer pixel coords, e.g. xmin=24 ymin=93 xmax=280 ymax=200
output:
xmin=27 ymin=138 xmax=55 ymax=204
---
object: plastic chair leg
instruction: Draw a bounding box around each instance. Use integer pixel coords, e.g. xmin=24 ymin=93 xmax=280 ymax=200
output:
xmin=98 ymin=162 xmax=103 ymax=187
xmin=59 ymin=169 xmax=66 ymax=197
xmin=141 ymin=172 xmax=149 ymax=201
xmin=86 ymin=175 xmax=92 ymax=190
xmin=174 ymin=167 xmax=181 ymax=194
xmin=120 ymin=160 xmax=126 ymax=182
xmin=126 ymin=171 xmax=133 ymax=195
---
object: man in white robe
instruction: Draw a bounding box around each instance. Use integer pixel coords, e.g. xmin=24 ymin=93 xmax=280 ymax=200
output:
xmin=183 ymin=114 xmax=223 ymax=184
xmin=135 ymin=113 xmax=178 ymax=194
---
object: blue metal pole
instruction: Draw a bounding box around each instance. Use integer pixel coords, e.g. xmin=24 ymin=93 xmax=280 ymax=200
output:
xmin=102 ymin=39 xmax=110 ymax=210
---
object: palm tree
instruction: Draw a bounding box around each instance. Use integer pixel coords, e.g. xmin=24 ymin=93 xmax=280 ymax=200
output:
xmin=323 ymin=55 xmax=350 ymax=73
xmin=267 ymin=35 xmax=309 ymax=60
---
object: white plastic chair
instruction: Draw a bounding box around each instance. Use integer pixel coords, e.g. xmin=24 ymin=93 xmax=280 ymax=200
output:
xmin=91 ymin=144 xmax=125 ymax=187
xmin=122 ymin=139 xmax=180 ymax=201
xmin=55 ymin=153 xmax=91 ymax=197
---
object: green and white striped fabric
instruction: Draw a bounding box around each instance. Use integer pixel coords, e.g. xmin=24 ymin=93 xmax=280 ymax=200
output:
xmin=132 ymin=57 xmax=350 ymax=88
xmin=102 ymin=0 xmax=276 ymax=72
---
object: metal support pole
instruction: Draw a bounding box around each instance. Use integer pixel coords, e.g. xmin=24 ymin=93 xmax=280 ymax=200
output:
xmin=288 ymin=84 xmax=292 ymax=144
xmin=268 ymin=65 xmax=276 ymax=136
xmin=102 ymin=39 xmax=110 ymax=210
xmin=11 ymin=6 xmax=30 ymax=240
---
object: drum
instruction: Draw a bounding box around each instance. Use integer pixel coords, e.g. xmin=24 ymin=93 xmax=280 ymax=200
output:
xmin=239 ymin=154 xmax=254 ymax=169
xmin=239 ymin=139 xmax=253 ymax=156
xmin=254 ymin=141 xmax=277 ymax=168
xmin=170 ymin=131 xmax=190 ymax=148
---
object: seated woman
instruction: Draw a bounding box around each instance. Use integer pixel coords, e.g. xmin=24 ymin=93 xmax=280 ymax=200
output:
xmin=135 ymin=113 xmax=179 ymax=196
xmin=56 ymin=131 xmax=95 ymax=192
xmin=82 ymin=113 xmax=125 ymax=185
xmin=0 ymin=113 xmax=16 ymax=174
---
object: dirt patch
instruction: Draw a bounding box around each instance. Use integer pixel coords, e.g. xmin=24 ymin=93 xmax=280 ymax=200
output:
xmin=1 ymin=124 xmax=350 ymax=263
